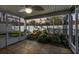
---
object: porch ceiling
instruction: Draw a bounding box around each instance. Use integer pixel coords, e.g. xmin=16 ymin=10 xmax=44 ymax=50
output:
xmin=0 ymin=5 xmax=73 ymax=19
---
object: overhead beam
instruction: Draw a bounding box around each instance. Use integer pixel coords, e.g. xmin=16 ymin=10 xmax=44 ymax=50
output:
xmin=0 ymin=8 xmax=23 ymax=18
xmin=25 ymin=9 xmax=70 ymax=19
xmin=24 ymin=6 xmax=76 ymax=19
xmin=22 ymin=5 xmax=78 ymax=19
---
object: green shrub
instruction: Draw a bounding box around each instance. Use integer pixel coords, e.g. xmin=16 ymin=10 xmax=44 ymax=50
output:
xmin=37 ymin=32 xmax=50 ymax=43
xmin=8 ymin=31 xmax=25 ymax=37
xmin=28 ymin=29 xmax=68 ymax=46
xmin=9 ymin=33 xmax=19 ymax=37
xmin=50 ymin=34 xmax=61 ymax=44
xmin=57 ymin=33 xmax=68 ymax=47
xmin=50 ymin=33 xmax=68 ymax=46
xmin=29 ymin=30 xmax=42 ymax=40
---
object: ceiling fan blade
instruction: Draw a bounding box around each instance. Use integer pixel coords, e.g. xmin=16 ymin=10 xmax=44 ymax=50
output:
xmin=18 ymin=9 xmax=25 ymax=12
xmin=25 ymin=5 xmax=32 ymax=8
xmin=32 ymin=6 xmax=44 ymax=11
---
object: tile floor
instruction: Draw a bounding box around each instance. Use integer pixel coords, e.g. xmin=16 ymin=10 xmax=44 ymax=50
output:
xmin=0 ymin=40 xmax=72 ymax=54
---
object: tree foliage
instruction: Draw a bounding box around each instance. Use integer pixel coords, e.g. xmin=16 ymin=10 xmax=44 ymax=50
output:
xmin=51 ymin=16 xmax=63 ymax=25
xmin=26 ymin=16 xmax=63 ymax=25
xmin=29 ymin=20 xmax=36 ymax=25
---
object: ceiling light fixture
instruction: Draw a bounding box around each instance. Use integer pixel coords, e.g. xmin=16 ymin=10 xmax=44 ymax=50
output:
xmin=25 ymin=8 xmax=32 ymax=14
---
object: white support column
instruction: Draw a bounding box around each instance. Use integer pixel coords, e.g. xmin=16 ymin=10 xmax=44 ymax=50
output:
xmin=68 ymin=13 xmax=76 ymax=53
xmin=40 ymin=19 xmax=42 ymax=30
xmin=25 ymin=20 xmax=27 ymax=35
xmin=46 ymin=18 xmax=49 ymax=32
xmin=68 ymin=13 xmax=72 ymax=43
xmin=53 ymin=18 xmax=54 ymax=33
xmin=19 ymin=18 xmax=21 ymax=38
xmin=75 ymin=6 xmax=78 ymax=53
xmin=5 ymin=13 xmax=8 ymax=47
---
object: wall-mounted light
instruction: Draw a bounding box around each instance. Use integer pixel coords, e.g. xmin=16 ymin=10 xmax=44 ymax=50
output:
xmin=25 ymin=8 xmax=32 ymax=14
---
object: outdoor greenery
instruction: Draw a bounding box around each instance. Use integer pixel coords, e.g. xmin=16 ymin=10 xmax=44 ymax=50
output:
xmin=9 ymin=31 xmax=25 ymax=37
xmin=37 ymin=30 xmax=50 ymax=43
xmin=27 ymin=30 xmax=42 ymax=40
xmin=29 ymin=20 xmax=36 ymax=25
xmin=27 ymin=30 xmax=68 ymax=46
xmin=26 ymin=16 xmax=63 ymax=25
xmin=50 ymin=16 xmax=63 ymax=25
xmin=0 ymin=33 xmax=6 ymax=35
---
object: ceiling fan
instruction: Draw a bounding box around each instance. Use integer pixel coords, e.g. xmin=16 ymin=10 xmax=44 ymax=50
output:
xmin=19 ymin=5 xmax=44 ymax=14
